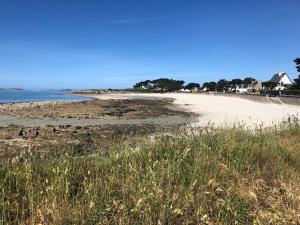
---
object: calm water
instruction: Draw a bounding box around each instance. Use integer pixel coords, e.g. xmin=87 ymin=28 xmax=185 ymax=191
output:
xmin=0 ymin=90 xmax=90 ymax=104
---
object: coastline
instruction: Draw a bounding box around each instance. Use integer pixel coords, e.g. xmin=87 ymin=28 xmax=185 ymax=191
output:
xmin=0 ymin=95 xmax=195 ymax=127
xmin=0 ymin=90 xmax=94 ymax=105
xmin=79 ymin=93 xmax=300 ymax=128
xmin=1 ymin=92 xmax=299 ymax=128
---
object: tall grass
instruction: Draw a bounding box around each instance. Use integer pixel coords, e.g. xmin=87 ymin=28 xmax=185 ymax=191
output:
xmin=1 ymin=122 xmax=300 ymax=224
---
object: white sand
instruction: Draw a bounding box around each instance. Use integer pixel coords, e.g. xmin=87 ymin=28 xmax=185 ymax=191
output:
xmin=85 ymin=93 xmax=300 ymax=128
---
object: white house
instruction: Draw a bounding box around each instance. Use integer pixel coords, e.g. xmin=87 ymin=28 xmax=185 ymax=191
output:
xmin=235 ymin=86 xmax=250 ymax=93
xmin=269 ymin=72 xmax=293 ymax=90
xmin=179 ymin=88 xmax=191 ymax=93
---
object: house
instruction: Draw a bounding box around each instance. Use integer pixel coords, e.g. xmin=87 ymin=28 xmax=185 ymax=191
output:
xmin=191 ymin=87 xmax=199 ymax=93
xmin=252 ymin=81 xmax=262 ymax=92
xmin=269 ymin=72 xmax=293 ymax=90
xmin=200 ymin=87 xmax=209 ymax=92
xmin=235 ymin=85 xmax=249 ymax=93
xmin=179 ymin=88 xmax=191 ymax=93
xmin=235 ymin=84 xmax=251 ymax=93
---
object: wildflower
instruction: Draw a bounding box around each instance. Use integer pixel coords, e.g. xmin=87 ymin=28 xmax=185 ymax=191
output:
xmin=174 ymin=208 xmax=183 ymax=216
xmin=89 ymin=201 xmax=95 ymax=209
xmin=201 ymin=214 xmax=210 ymax=223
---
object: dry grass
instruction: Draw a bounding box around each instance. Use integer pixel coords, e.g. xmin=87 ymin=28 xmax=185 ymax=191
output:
xmin=1 ymin=122 xmax=300 ymax=224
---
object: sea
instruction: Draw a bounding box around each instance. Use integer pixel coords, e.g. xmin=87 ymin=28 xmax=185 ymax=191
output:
xmin=0 ymin=90 xmax=90 ymax=104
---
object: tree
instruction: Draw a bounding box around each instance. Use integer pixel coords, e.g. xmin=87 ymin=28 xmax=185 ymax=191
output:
xmin=202 ymin=82 xmax=217 ymax=91
xmin=185 ymin=82 xmax=200 ymax=90
xmin=152 ymin=78 xmax=184 ymax=92
xmin=262 ymin=81 xmax=277 ymax=90
xmin=217 ymin=79 xmax=229 ymax=92
xmin=228 ymin=79 xmax=243 ymax=92
xmin=133 ymin=80 xmax=153 ymax=90
xmin=293 ymin=76 xmax=300 ymax=89
xmin=230 ymin=79 xmax=243 ymax=87
xmin=243 ymin=77 xmax=256 ymax=87
xmin=294 ymin=58 xmax=300 ymax=73
xmin=292 ymin=58 xmax=300 ymax=89
xmin=133 ymin=78 xmax=184 ymax=92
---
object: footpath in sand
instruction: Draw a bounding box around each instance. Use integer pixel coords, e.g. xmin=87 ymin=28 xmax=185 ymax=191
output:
xmin=83 ymin=93 xmax=300 ymax=128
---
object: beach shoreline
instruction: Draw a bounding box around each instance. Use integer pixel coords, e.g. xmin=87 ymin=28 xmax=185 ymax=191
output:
xmin=0 ymin=92 xmax=299 ymax=128
xmin=0 ymin=95 xmax=195 ymax=127
xmin=78 ymin=92 xmax=300 ymax=128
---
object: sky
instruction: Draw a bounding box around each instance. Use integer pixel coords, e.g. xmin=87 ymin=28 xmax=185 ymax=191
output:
xmin=0 ymin=0 xmax=299 ymax=89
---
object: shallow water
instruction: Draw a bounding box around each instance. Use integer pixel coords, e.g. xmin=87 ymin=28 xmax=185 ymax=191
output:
xmin=0 ymin=90 xmax=90 ymax=103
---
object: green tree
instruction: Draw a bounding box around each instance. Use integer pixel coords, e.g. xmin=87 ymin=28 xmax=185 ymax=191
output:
xmin=292 ymin=58 xmax=300 ymax=89
xmin=243 ymin=77 xmax=256 ymax=87
xmin=228 ymin=79 xmax=243 ymax=92
xmin=133 ymin=80 xmax=152 ymax=90
xmin=202 ymin=82 xmax=217 ymax=91
xmin=293 ymin=76 xmax=300 ymax=89
xmin=217 ymin=79 xmax=229 ymax=92
xmin=152 ymin=78 xmax=184 ymax=92
xmin=230 ymin=79 xmax=243 ymax=87
xmin=295 ymin=58 xmax=300 ymax=73
xmin=185 ymin=83 xmax=200 ymax=90
xmin=262 ymin=81 xmax=277 ymax=90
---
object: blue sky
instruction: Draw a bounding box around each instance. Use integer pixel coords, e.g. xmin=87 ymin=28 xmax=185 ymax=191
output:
xmin=0 ymin=0 xmax=299 ymax=89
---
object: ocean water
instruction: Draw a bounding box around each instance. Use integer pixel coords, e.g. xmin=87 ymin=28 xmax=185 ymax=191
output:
xmin=0 ymin=90 xmax=90 ymax=104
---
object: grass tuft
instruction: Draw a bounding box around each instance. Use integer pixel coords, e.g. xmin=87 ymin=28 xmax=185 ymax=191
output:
xmin=1 ymin=122 xmax=300 ymax=224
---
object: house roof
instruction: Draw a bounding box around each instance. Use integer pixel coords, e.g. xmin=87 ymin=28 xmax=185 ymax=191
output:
xmin=269 ymin=72 xmax=292 ymax=84
xmin=269 ymin=74 xmax=282 ymax=83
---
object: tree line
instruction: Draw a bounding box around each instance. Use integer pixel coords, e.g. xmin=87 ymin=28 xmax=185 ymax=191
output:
xmin=133 ymin=58 xmax=300 ymax=92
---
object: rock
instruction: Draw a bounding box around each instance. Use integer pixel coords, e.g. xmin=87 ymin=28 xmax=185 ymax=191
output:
xmin=20 ymin=127 xmax=40 ymax=139
xmin=103 ymin=109 xmax=123 ymax=117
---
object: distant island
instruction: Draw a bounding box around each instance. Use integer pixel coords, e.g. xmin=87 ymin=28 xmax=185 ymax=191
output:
xmin=0 ymin=88 xmax=24 ymax=91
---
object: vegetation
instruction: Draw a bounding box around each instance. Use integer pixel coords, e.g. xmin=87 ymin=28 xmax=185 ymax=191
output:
xmin=261 ymin=81 xmax=277 ymax=91
xmin=217 ymin=79 xmax=229 ymax=92
xmin=295 ymin=58 xmax=300 ymax=73
xmin=184 ymin=82 xmax=200 ymax=90
xmin=132 ymin=58 xmax=300 ymax=93
xmin=133 ymin=78 xmax=184 ymax=92
xmin=1 ymin=122 xmax=300 ymax=224
xmin=292 ymin=58 xmax=300 ymax=90
xmin=202 ymin=81 xmax=216 ymax=91
xmin=242 ymin=77 xmax=256 ymax=86
xmin=229 ymin=79 xmax=243 ymax=88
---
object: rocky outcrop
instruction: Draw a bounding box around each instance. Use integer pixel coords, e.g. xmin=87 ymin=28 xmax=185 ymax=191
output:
xmin=19 ymin=127 xmax=40 ymax=139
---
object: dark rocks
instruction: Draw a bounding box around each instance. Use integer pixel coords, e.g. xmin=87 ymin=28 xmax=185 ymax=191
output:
xmin=102 ymin=109 xmax=123 ymax=117
xmin=19 ymin=127 xmax=40 ymax=139
xmin=102 ymin=108 xmax=135 ymax=117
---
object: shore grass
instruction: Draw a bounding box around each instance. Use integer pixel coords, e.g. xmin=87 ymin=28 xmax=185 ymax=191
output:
xmin=1 ymin=122 xmax=300 ymax=224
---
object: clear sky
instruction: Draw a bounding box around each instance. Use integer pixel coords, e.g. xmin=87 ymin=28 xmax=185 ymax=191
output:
xmin=0 ymin=0 xmax=299 ymax=89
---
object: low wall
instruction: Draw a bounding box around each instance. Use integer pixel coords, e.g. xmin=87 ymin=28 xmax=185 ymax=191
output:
xmin=207 ymin=93 xmax=300 ymax=106
xmin=279 ymin=95 xmax=300 ymax=105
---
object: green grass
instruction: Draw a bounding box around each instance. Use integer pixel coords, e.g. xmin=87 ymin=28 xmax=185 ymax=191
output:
xmin=1 ymin=122 xmax=300 ymax=224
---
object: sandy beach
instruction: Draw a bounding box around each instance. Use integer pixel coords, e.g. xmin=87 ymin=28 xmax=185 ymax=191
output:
xmin=82 ymin=93 xmax=300 ymax=127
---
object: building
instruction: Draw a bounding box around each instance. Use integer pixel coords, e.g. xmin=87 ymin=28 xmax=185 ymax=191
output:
xmin=179 ymin=88 xmax=191 ymax=93
xmin=235 ymin=86 xmax=250 ymax=93
xmin=252 ymin=81 xmax=262 ymax=92
xmin=269 ymin=72 xmax=293 ymax=90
